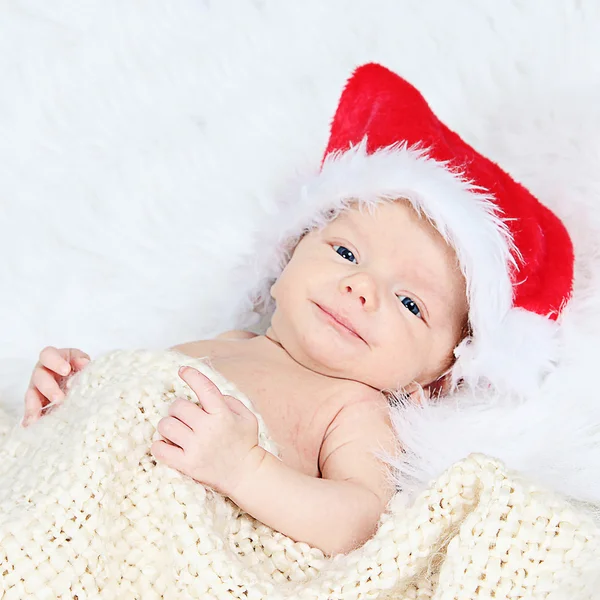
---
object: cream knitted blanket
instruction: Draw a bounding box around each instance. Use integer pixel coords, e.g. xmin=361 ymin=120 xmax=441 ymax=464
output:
xmin=1 ymin=350 xmax=599 ymax=599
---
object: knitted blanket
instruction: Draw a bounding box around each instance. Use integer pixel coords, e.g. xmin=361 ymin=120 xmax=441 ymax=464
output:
xmin=1 ymin=350 xmax=599 ymax=599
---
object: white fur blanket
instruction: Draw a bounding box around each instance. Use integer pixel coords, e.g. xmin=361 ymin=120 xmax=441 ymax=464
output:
xmin=1 ymin=349 xmax=599 ymax=599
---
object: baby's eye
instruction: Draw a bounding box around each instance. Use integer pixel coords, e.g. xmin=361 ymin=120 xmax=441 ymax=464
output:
xmin=398 ymin=295 xmax=422 ymax=319
xmin=332 ymin=245 xmax=357 ymax=264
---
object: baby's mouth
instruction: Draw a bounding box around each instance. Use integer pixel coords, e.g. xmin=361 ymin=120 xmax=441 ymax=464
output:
xmin=313 ymin=302 xmax=367 ymax=344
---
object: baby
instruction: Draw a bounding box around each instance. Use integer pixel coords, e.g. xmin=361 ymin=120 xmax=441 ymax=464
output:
xmin=22 ymin=198 xmax=468 ymax=556
xmin=20 ymin=63 xmax=574 ymax=557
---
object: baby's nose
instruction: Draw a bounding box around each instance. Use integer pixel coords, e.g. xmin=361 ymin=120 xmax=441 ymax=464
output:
xmin=341 ymin=274 xmax=379 ymax=310
xmin=343 ymin=285 xmax=366 ymax=305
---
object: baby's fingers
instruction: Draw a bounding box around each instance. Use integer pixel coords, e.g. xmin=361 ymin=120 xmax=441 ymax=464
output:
xmin=23 ymin=387 xmax=46 ymax=426
xmin=65 ymin=348 xmax=91 ymax=367
xmin=39 ymin=346 xmax=90 ymax=377
xmin=73 ymin=354 xmax=91 ymax=370
xmin=31 ymin=365 xmax=66 ymax=405
xmin=39 ymin=346 xmax=72 ymax=376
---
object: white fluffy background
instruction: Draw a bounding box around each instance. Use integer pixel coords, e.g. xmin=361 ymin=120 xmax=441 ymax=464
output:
xmin=1 ymin=1 xmax=600 ymax=505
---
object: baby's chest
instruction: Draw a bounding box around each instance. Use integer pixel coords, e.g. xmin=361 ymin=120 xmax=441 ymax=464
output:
xmin=243 ymin=376 xmax=336 ymax=476
xmin=210 ymin=360 xmax=343 ymax=478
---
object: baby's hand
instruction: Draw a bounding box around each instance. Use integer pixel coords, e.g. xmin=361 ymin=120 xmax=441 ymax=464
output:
xmin=23 ymin=346 xmax=91 ymax=427
xmin=151 ymin=366 xmax=262 ymax=497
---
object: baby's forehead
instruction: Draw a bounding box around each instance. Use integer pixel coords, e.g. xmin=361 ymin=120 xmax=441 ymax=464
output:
xmin=322 ymin=202 xmax=463 ymax=275
xmin=325 ymin=200 xmax=423 ymax=232
xmin=326 ymin=209 xmax=361 ymax=229
xmin=326 ymin=203 xmax=382 ymax=226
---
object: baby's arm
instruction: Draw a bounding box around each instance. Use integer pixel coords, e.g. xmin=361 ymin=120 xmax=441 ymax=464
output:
xmin=227 ymin=400 xmax=399 ymax=557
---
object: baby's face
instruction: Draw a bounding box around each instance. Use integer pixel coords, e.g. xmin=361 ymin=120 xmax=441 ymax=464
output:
xmin=268 ymin=200 xmax=468 ymax=392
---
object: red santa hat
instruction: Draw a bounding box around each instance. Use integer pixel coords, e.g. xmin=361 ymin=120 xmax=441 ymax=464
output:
xmin=248 ymin=63 xmax=574 ymax=397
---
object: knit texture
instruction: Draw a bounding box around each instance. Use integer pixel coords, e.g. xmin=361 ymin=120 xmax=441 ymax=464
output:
xmin=1 ymin=349 xmax=599 ymax=599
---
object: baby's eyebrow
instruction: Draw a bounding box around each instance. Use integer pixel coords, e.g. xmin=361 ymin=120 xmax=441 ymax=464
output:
xmin=331 ymin=217 xmax=362 ymax=235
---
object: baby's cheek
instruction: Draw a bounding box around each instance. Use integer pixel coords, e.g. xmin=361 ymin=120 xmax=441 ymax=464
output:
xmin=375 ymin=338 xmax=424 ymax=388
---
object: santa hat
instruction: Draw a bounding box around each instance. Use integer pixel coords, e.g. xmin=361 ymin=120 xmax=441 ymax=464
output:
xmin=247 ymin=63 xmax=574 ymax=397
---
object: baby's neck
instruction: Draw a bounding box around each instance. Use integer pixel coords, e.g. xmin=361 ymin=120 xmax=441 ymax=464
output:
xmin=249 ymin=330 xmax=381 ymax=394
xmin=239 ymin=331 xmax=326 ymax=382
xmin=246 ymin=330 xmax=298 ymax=366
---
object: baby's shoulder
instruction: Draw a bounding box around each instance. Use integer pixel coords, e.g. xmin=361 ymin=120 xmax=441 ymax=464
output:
xmin=322 ymin=383 xmax=396 ymax=441
xmin=214 ymin=330 xmax=258 ymax=341
xmin=169 ymin=330 xmax=257 ymax=359
xmin=330 ymin=381 xmax=390 ymax=412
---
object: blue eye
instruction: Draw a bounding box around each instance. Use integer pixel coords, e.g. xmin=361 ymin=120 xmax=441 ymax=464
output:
xmin=398 ymin=295 xmax=422 ymax=319
xmin=333 ymin=245 xmax=357 ymax=264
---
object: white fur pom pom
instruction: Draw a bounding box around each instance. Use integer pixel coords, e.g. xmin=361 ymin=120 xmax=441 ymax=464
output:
xmin=452 ymin=307 xmax=562 ymax=397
